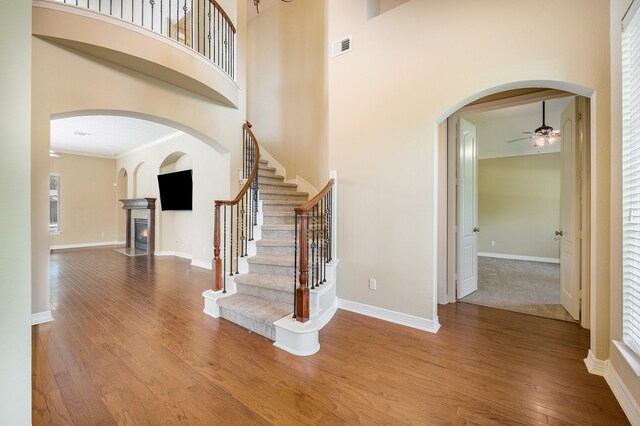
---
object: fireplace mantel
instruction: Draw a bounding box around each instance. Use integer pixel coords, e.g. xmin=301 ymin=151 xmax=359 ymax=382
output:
xmin=120 ymin=198 xmax=156 ymax=255
xmin=120 ymin=198 xmax=156 ymax=210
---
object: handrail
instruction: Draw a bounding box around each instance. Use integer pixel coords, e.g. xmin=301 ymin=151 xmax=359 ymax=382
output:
xmin=293 ymin=179 xmax=335 ymax=322
xmin=56 ymin=0 xmax=236 ymax=79
xmin=294 ymin=179 xmax=335 ymax=214
xmin=213 ymin=122 xmax=260 ymax=291
xmin=210 ymin=0 xmax=236 ymax=33
xmin=216 ymin=126 xmax=260 ymax=206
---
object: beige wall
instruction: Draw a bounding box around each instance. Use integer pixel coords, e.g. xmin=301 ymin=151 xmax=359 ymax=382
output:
xmin=31 ymin=0 xmax=247 ymax=315
xmin=117 ymin=132 xmax=230 ymax=265
xmin=247 ymin=0 xmax=328 ymax=190
xmin=478 ymin=154 xmax=560 ymax=259
xmin=327 ymin=0 xmax=611 ymax=358
xmin=0 ymin=1 xmax=32 ymax=422
xmin=49 ymin=153 xmax=118 ymax=247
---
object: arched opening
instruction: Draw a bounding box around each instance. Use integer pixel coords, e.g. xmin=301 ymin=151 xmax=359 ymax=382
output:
xmin=437 ymin=84 xmax=594 ymax=332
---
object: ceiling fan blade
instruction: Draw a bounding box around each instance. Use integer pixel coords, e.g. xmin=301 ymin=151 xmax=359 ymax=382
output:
xmin=550 ymin=130 xmax=561 ymax=136
xmin=522 ymin=131 xmax=533 ymax=134
xmin=507 ymin=136 xmax=532 ymax=143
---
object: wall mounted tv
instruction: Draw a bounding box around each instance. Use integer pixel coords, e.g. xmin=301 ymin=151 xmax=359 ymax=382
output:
xmin=157 ymin=169 xmax=193 ymax=211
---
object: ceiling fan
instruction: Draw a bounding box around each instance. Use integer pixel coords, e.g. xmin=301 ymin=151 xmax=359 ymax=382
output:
xmin=507 ymin=101 xmax=561 ymax=147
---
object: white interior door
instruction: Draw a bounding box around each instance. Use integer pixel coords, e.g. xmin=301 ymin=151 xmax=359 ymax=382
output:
xmin=560 ymin=98 xmax=581 ymax=320
xmin=457 ymin=118 xmax=478 ymax=299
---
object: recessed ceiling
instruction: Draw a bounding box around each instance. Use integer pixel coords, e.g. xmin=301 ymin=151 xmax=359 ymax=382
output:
xmin=50 ymin=115 xmax=180 ymax=158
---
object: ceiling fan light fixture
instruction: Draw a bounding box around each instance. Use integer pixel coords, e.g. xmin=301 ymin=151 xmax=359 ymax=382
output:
xmin=534 ymin=137 xmax=546 ymax=148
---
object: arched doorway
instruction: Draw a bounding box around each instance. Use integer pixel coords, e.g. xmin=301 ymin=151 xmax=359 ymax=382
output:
xmin=437 ymin=85 xmax=594 ymax=332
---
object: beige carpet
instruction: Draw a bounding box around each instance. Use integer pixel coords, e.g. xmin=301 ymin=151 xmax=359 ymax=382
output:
xmin=459 ymin=257 xmax=577 ymax=322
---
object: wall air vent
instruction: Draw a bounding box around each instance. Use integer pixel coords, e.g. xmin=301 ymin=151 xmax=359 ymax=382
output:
xmin=331 ymin=36 xmax=352 ymax=58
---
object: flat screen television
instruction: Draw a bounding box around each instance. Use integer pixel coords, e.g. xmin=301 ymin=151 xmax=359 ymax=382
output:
xmin=157 ymin=169 xmax=193 ymax=211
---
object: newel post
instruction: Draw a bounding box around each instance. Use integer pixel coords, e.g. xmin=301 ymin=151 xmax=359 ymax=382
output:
xmin=213 ymin=203 xmax=222 ymax=291
xmin=296 ymin=212 xmax=310 ymax=322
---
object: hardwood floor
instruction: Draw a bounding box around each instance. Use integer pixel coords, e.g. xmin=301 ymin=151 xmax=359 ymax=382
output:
xmin=33 ymin=248 xmax=628 ymax=425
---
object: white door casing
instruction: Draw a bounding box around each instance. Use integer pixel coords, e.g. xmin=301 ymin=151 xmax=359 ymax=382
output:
xmin=560 ymin=98 xmax=581 ymax=320
xmin=457 ymin=118 xmax=478 ymax=299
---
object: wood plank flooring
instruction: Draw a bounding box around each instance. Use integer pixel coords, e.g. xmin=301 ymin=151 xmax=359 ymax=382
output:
xmin=33 ymin=248 xmax=628 ymax=425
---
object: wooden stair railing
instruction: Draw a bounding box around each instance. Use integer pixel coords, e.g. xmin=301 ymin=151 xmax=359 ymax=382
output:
xmin=293 ymin=179 xmax=335 ymax=322
xmin=213 ymin=122 xmax=260 ymax=291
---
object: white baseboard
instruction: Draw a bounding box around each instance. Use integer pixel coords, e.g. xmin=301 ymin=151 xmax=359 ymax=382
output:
xmin=478 ymin=252 xmax=560 ymax=264
xmin=31 ymin=311 xmax=54 ymax=325
xmin=50 ymin=241 xmax=121 ymax=250
xmin=155 ymin=251 xmax=192 ymax=260
xmin=191 ymin=259 xmax=212 ymax=270
xmin=584 ymin=350 xmax=608 ymax=376
xmin=337 ymin=298 xmax=441 ymax=333
xmin=605 ymin=361 xmax=640 ymax=425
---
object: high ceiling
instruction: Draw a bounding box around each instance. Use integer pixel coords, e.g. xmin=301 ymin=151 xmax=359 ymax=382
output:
xmin=50 ymin=115 xmax=180 ymax=158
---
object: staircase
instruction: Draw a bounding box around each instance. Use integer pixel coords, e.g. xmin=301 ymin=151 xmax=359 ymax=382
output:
xmin=203 ymin=123 xmax=338 ymax=356
xmin=215 ymin=159 xmax=308 ymax=340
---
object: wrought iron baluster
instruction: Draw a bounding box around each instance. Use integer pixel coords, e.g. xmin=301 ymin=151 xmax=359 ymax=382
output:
xmin=183 ymin=0 xmax=187 ymax=45
xmin=191 ymin=0 xmax=194 ymax=48
xmin=160 ymin=0 xmax=163 ymax=34
xmin=141 ymin=0 xmax=144 ymax=27
xmin=240 ymin=197 xmax=245 ymax=258
xmin=150 ymin=0 xmax=155 ymax=30
xmin=168 ymin=0 xmax=171 ymax=38
xmin=208 ymin=2 xmax=211 ymax=60
xmin=176 ymin=0 xmax=179 ymax=41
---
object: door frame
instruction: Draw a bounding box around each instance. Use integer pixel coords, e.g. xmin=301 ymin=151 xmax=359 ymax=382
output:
xmin=442 ymin=89 xmax=591 ymax=328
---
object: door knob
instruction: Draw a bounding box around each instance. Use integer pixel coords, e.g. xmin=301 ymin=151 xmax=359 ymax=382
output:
xmin=555 ymin=230 xmax=563 ymax=236
xmin=473 ymin=227 xmax=480 ymax=233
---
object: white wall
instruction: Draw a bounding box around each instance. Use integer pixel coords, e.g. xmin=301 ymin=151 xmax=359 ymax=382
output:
xmin=327 ymin=0 xmax=611 ymax=357
xmin=0 ymin=1 xmax=32 ymax=423
xmin=117 ymin=132 xmax=230 ymax=266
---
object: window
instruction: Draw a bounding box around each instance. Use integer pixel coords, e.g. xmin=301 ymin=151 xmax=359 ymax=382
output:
xmin=623 ymin=1 xmax=640 ymax=356
xmin=49 ymin=174 xmax=60 ymax=234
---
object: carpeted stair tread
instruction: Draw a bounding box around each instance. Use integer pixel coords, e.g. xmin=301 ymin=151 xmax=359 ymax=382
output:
xmin=247 ymin=255 xmax=295 ymax=267
xmin=260 ymin=189 xmax=308 ymax=196
xmin=258 ymin=165 xmax=277 ymax=172
xmin=217 ymin=294 xmax=291 ymax=340
xmin=258 ymin=181 xmax=298 ymax=190
xmin=261 ymin=199 xmax=306 ymax=206
xmin=256 ymin=238 xmax=295 ymax=247
xmin=261 ymin=224 xmax=297 ymax=231
xmin=233 ymin=273 xmax=293 ymax=293
xmin=262 ymin=212 xmax=296 ymax=219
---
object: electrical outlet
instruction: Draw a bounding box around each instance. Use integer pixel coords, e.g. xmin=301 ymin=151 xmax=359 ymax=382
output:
xmin=369 ymin=278 xmax=377 ymax=290
xmin=491 ymin=240 xmax=496 ymax=247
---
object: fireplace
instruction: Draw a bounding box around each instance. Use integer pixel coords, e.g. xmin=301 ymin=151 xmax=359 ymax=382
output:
xmin=134 ymin=219 xmax=148 ymax=251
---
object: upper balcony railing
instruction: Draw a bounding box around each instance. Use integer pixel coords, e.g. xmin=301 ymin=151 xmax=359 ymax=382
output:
xmin=55 ymin=0 xmax=236 ymax=80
